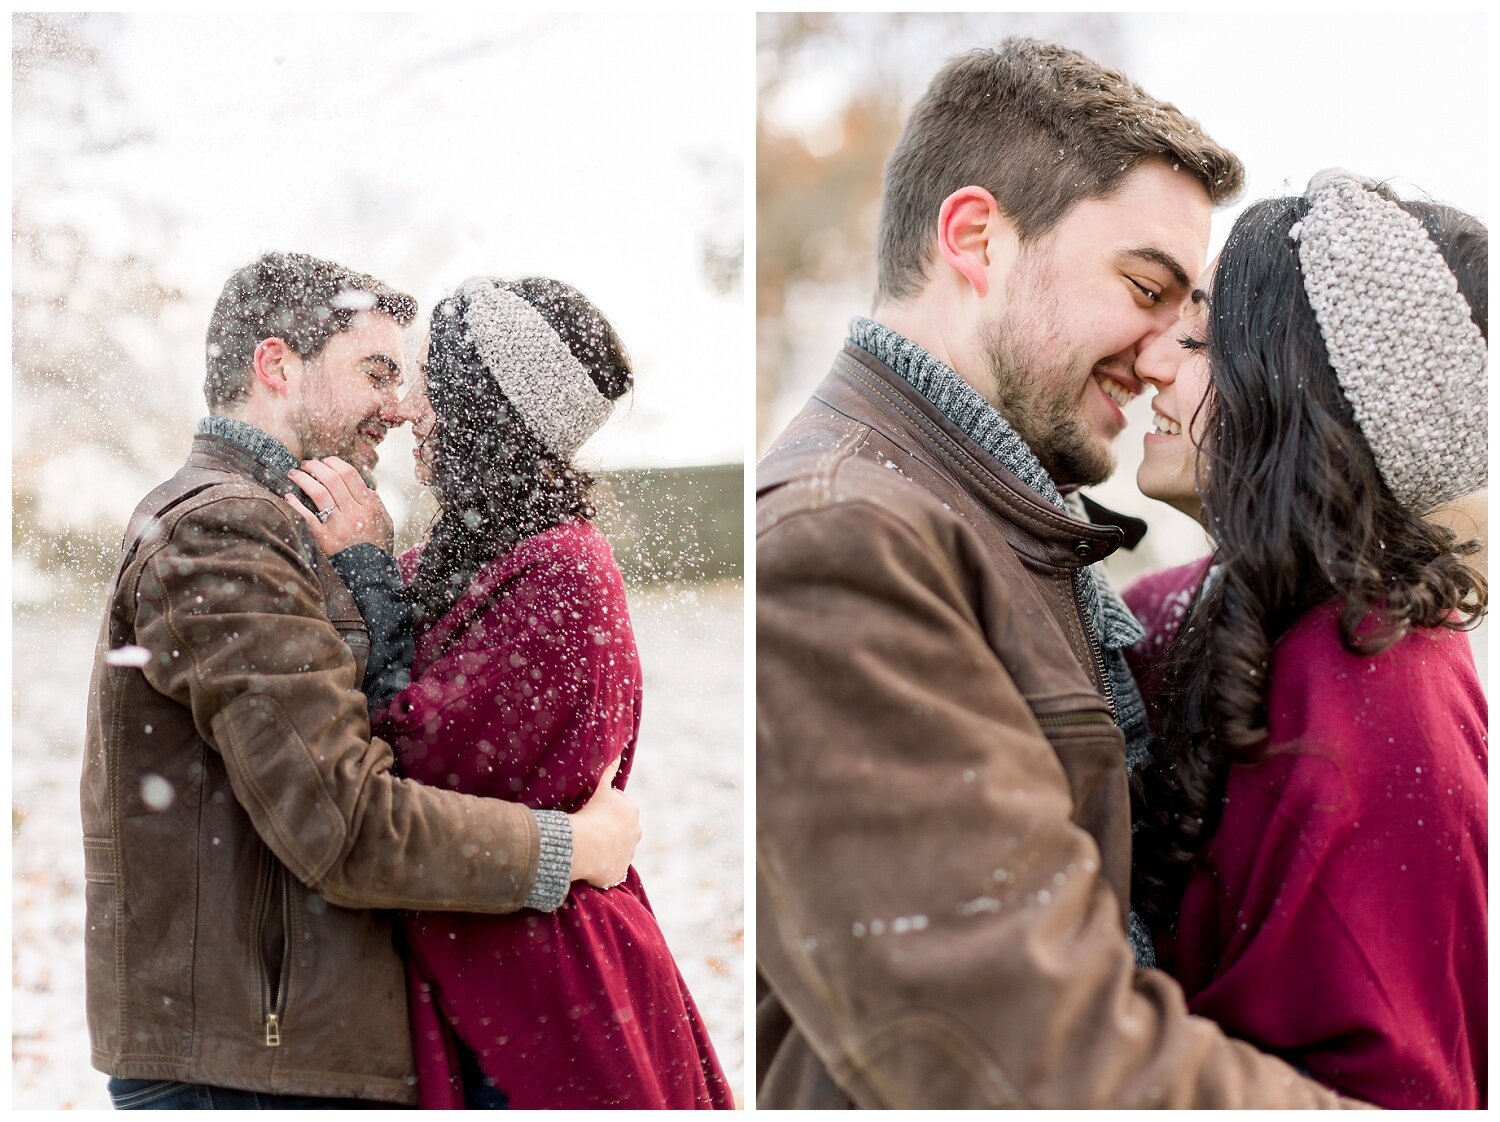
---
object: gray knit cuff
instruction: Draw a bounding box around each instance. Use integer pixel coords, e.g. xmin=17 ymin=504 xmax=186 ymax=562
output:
xmin=523 ymin=809 xmax=572 ymax=912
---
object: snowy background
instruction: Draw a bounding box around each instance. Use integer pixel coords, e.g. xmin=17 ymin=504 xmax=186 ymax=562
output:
xmin=12 ymin=11 xmax=748 ymax=1108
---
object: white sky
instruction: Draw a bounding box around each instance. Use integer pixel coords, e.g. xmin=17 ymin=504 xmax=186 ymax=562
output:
xmin=1120 ymin=12 xmax=1487 ymax=239
xmin=16 ymin=11 xmax=751 ymax=471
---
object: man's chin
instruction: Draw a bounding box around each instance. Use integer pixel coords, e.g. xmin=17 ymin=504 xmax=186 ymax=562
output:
xmin=1034 ymin=430 xmax=1115 ymax=490
xmin=1074 ymin=444 xmax=1116 ymax=488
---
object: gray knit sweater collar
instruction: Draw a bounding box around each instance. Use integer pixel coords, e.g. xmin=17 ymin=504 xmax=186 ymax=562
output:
xmin=198 ymin=415 xmax=299 ymax=480
xmin=848 ymin=317 xmax=1074 ymax=514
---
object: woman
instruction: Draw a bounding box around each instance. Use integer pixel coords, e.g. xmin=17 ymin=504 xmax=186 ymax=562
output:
xmin=291 ymin=276 xmax=732 ymax=1109
xmin=1124 ymin=172 xmax=1486 ymax=1108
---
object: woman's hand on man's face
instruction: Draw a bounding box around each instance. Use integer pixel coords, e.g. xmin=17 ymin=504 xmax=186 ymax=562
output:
xmin=284 ymin=456 xmax=396 ymax=555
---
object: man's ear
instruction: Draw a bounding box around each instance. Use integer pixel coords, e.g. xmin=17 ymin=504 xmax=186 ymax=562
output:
xmin=252 ymin=338 xmax=295 ymax=397
xmin=936 ymin=185 xmax=1016 ymax=299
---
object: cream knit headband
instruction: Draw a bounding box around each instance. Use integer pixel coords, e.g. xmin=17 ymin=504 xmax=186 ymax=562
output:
xmin=1291 ymin=169 xmax=1487 ymax=513
xmin=456 ymin=277 xmax=615 ymax=457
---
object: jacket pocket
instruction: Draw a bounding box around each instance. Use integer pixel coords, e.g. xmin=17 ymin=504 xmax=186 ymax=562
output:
xmin=252 ymin=850 xmax=291 ymax=1048
xmin=1033 ymin=709 xmax=1118 ymax=734
xmin=1031 ymin=705 xmax=1126 ymax=806
xmin=1030 ymin=703 xmax=1133 ymax=910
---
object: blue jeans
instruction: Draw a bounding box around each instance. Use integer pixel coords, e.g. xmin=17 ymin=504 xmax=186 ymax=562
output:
xmin=108 ymin=1071 xmax=508 ymax=1110
xmin=456 ymin=1036 xmax=510 ymax=1109
xmin=107 ymin=1078 xmax=379 ymax=1110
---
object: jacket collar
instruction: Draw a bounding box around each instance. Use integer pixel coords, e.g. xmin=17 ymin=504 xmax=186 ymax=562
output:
xmin=1076 ymin=491 xmax=1148 ymax=551
xmin=198 ymin=416 xmax=299 ymax=477
xmin=843 ymin=321 xmax=1148 ymax=551
xmin=847 ymin=317 xmax=1071 ymax=508
xmin=789 ymin=343 xmax=1135 ymax=566
xmin=189 ymin=417 xmax=298 ymax=498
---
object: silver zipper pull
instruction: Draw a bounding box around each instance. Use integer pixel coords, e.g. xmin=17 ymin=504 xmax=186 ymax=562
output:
xmin=265 ymin=1013 xmax=281 ymax=1047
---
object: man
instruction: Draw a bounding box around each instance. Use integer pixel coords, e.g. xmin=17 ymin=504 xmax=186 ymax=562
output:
xmin=756 ymin=40 xmax=1364 ymax=1108
xmin=83 ymin=252 xmax=640 ymax=1109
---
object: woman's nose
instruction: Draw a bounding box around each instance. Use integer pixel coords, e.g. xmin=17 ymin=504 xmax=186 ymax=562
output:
xmin=383 ymin=385 xmax=419 ymax=426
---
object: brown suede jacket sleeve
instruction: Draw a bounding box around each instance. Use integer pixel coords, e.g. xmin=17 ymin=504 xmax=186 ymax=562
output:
xmin=756 ymin=493 xmax=1368 ymax=1109
xmin=133 ymin=489 xmax=542 ymax=912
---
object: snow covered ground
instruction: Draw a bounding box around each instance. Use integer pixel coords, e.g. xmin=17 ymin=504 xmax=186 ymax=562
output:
xmin=11 ymin=581 xmax=746 ymax=1109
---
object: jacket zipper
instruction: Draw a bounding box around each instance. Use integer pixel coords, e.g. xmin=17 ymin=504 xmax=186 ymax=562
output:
xmin=1072 ymin=570 xmax=1117 ymax=720
xmin=257 ymin=860 xmax=290 ymax=1047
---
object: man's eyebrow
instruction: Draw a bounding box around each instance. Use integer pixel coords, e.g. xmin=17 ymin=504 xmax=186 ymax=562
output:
xmin=1122 ymin=246 xmax=1191 ymax=291
xmin=1190 ymin=288 xmax=1208 ymax=306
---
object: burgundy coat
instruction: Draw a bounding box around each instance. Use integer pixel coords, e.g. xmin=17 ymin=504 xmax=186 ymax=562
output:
xmin=1125 ymin=560 xmax=1487 ymax=1109
xmin=371 ymin=519 xmax=732 ymax=1109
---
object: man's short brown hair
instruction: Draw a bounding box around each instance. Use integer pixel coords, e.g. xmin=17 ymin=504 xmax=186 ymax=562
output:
xmin=876 ymin=37 xmax=1245 ymax=302
xmin=204 ymin=251 xmax=417 ymax=410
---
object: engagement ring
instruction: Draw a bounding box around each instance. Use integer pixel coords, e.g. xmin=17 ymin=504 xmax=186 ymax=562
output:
xmin=315 ymin=506 xmax=336 ymax=523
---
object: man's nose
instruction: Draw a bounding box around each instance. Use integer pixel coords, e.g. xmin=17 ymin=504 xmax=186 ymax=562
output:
xmin=1134 ymin=329 xmax=1178 ymax=388
xmin=380 ymin=388 xmax=410 ymax=427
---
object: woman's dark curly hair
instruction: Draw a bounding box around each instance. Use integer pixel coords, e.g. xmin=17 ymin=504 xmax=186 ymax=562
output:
xmin=408 ymin=277 xmax=632 ymax=627
xmin=1130 ymin=190 xmax=1488 ymax=930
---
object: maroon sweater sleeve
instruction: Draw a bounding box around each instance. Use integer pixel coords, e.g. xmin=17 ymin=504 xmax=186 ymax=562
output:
xmin=1154 ymin=601 xmax=1488 ymax=1109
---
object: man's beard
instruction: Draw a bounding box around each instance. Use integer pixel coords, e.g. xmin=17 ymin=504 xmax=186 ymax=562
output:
xmin=288 ymin=405 xmax=378 ymax=487
xmin=979 ymin=314 xmax=1114 ymax=489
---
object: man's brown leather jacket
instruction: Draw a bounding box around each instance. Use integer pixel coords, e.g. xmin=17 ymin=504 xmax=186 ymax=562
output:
xmin=82 ymin=434 xmax=543 ymax=1104
xmin=756 ymin=345 xmax=1357 ymax=1109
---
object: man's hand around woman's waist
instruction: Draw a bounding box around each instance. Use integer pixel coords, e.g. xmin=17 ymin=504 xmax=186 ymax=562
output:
xmin=569 ymin=758 xmax=640 ymax=889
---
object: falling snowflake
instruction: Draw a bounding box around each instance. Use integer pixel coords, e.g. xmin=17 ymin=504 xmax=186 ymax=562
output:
xmin=140 ymin=774 xmax=175 ymax=811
